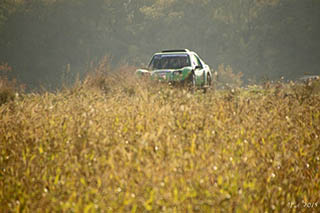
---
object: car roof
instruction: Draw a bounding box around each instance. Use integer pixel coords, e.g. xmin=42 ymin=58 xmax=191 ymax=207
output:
xmin=161 ymin=49 xmax=190 ymax=53
xmin=153 ymin=49 xmax=197 ymax=56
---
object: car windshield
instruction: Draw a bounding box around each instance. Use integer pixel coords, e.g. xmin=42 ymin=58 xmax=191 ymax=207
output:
xmin=149 ymin=54 xmax=191 ymax=70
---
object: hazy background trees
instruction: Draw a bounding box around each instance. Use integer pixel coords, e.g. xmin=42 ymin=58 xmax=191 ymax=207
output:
xmin=0 ymin=0 xmax=319 ymax=89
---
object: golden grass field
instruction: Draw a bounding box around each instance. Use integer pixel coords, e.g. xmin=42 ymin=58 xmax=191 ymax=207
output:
xmin=1 ymin=64 xmax=320 ymax=212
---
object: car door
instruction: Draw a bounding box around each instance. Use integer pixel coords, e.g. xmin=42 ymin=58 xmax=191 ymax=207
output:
xmin=191 ymin=54 xmax=205 ymax=86
xmin=199 ymin=57 xmax=211 ymax=85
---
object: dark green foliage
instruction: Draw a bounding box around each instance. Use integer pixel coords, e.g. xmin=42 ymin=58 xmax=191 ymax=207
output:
xmin=0 ymin=0 xmax=320 ymax=89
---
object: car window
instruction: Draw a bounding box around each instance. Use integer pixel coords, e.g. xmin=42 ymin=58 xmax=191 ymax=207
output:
xmin=194 ymin=55 xmax=203 ymax=68
xmin=149 ymin=54 xmax=191 ymax=70
xmin=190 ymin=54 xmax=202 ymax=68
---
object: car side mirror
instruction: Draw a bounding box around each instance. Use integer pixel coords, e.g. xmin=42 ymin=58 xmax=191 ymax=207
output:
xmin=195 ymin=65 xmax=202 ymax=70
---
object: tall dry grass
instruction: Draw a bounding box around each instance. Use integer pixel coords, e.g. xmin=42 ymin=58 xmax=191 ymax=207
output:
xmin=0 ymin=60 xmax=320 ymax=212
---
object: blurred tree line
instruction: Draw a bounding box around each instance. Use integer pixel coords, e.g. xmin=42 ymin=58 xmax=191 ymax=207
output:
xmin=0 ymin=0 xmax=319 ymax=89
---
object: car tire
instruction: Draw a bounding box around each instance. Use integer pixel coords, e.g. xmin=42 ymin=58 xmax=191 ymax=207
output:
xmin=191 ymin=72 xmax=197 ymax=93
xmin=202 ymin=73 xmax=211 ymax=93
xmin=207 ymin=74 xmax=212 ymax=87
xmin=186 ymin=71 xmax=197 ymax=93
xmin=192 ymin=72 xmax=196 ymax=86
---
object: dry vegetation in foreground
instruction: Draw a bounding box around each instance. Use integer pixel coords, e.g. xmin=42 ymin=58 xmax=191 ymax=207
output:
xmin=0 ymin=63 xmax=320 ymax=212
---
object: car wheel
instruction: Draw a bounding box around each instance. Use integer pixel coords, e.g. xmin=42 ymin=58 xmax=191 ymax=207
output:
xmin=191 ymin=72 xmax=197 ymax=93
xmin=207 ymin=74 xmax=212 ymax=87
xmin=203 ymin=73 xmax=211 ymax=93
xmin=192 ymin=73 xmax=196 ymax=87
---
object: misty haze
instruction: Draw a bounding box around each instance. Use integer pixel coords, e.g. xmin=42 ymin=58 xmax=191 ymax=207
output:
xmin=0 ymin=0 xmax=319 ymax=88
xmin=1 ymin=0 xmax=320 ymax=212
